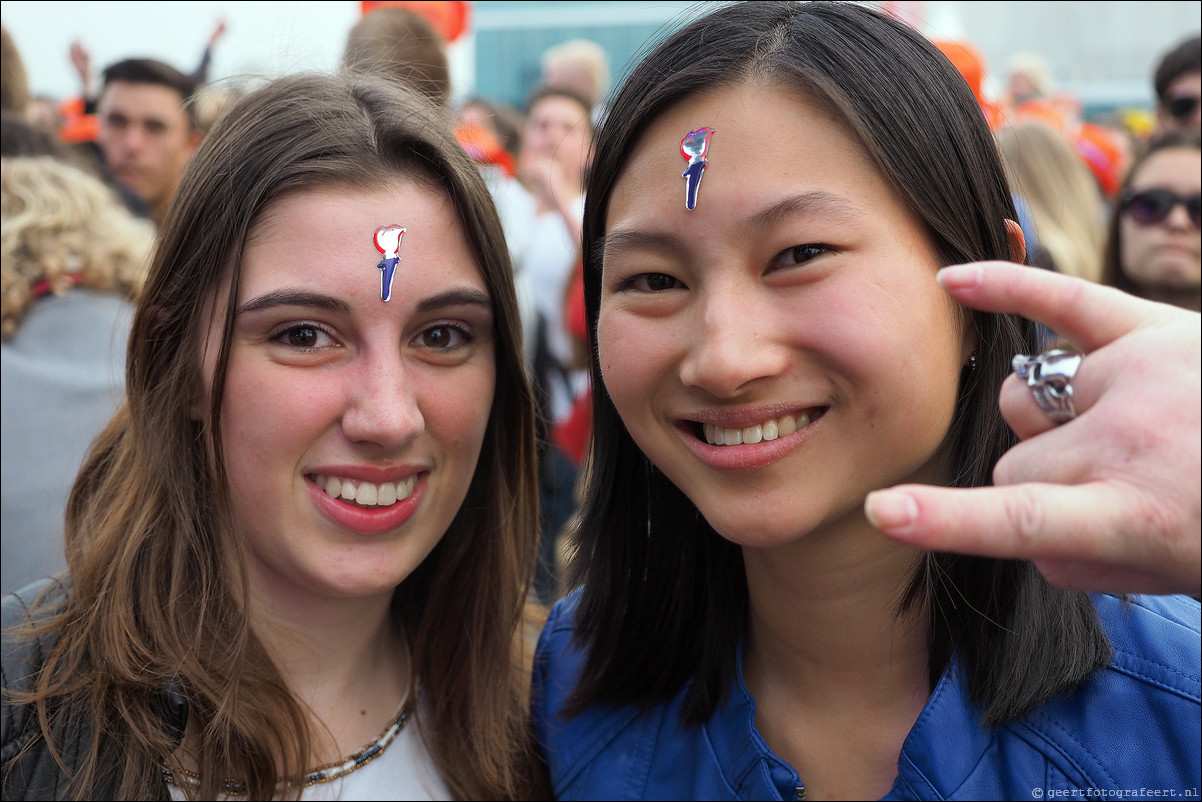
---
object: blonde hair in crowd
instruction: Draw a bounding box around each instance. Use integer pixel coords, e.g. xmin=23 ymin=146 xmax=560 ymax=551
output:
xmin=997 ymin=121 xmax=1106 ymax=282
xmin=1 ymin=155 xmax=153 ymax=338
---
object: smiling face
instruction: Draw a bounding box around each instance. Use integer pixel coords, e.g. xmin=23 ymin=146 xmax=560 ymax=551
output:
xmin=597 ymin=82 xmax=969 ymax=548
xmin=1119 ymin=146 xmax=1202 ymax=293
xmin=198 ymin=182 xmax=495 ymax=604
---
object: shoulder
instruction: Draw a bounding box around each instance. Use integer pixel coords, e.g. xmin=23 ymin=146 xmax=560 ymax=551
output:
xmin=1002 ymin=594 xmax=1198 ymax=795
xmin=894 ymin=594 xmax=1200 ymax=800
xmin=533 ymin=592 xmax=658 ymax=799
xmin=1092 ymin=593 xmax=1200 ymax=688
xmin=2 ymin=578 xmax=70 ymax=782
xmin=532 ymin=593 xmax=793 ymax=800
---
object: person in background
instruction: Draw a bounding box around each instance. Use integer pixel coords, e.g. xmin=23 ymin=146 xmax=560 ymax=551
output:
xmin=0 ymin=25 xmax=31 ymax=121
xmin=532 ymin=3 xmax=1200 ymax=799
xmin=341 ymin=4 xmax=452 ymax=113
xmin=1 ymin=154 xmax=153 ymax=595
xmin=1100 ymin=131 xmax=1201 ymax=312
xmin=1 ymin=72 xmax=548 ymax=800
xmin=1153 ymin=34 xmax=1201 ymax=137
xmin=454 ymin=97 xmax=539 ymax=368
xmin=515 ymin=83 xmax=593 ymax=605
xmin=540 ymin=38 xmax=610 ymax=126
xmin=188 ymin=18 xmax=229 ymax=86
xmin=997 ymin=120 xmax=1107 ymax=282
xmin=95 ymin=58 xmax=204 ymax=226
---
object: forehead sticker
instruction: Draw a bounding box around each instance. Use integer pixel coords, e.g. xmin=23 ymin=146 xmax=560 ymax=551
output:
xmin=373 ymin=225 xmax=407 ymax=302
xmin=680 ymin=127 xmax=715 ymax=211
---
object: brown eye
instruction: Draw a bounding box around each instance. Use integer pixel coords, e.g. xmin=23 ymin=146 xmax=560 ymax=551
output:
xmin=419 ymin=324 xmax=472 ymax=351
xmin=621 ymin=272 xmax=683 ymax=292
xmin=286 ymin=326 xmax=320 ymax=348
xmin=271 ymin=323 xmax=334 ymax=350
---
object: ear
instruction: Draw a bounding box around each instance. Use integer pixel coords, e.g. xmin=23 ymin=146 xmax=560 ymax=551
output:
xmin=1004 ymin=219 xmax=1027 ymax=264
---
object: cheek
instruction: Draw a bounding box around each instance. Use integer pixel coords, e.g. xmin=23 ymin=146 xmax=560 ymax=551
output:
xmin=425 ymin=364 xmax=496 ymax=452
xmin=812 ymin=280 xmax=964 ymax=423
xmin=597 ymin=307 xmax=656 ymax=411
xmin=220 ymin=362 xmax=335 ymax=473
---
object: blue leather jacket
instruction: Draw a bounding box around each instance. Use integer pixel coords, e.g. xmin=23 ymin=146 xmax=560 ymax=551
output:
xmin=533 ymin=593 xmax=1201 ymax=801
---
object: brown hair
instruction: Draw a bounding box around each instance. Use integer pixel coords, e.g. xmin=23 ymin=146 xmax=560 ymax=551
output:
xmin=7 ymin=72 xmax=545 ymax=800
xmin=0 ymin=24 xmax=31 ymax=117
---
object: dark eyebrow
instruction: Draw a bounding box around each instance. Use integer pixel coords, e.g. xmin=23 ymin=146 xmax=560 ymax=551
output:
xmin=415 ymin=288 xmax=493 ymax=313
xmin=237 ymin=290 xmax=349 ymax=316
xmin=599 ymin=190 xmax=865 ymax=261
xmin=235 ymin=288 xmax=492 ymax=316
xmin=745 ymin=190 xmax=864 ymax=230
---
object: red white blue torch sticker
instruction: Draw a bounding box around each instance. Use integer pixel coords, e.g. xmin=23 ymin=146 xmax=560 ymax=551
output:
xmin=373 ymin=225 xmax=406 ymax=302
xmin=680 ymin=127 xmax=715 ymax=211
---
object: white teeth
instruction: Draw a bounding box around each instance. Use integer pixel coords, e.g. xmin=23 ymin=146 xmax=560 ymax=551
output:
xmin=316 ymin=474 xmax=416 ymax=507
xmin=704 ymin=412 xmax=812 ymax=446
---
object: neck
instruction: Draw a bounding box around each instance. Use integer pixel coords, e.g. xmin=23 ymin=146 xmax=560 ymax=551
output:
xmin=740 ymin=510 xmax=931 ymax=800
xmin=248 ymin=580 xmax=410 ymax=758
xmin=741 ymin=512 xmax=929 ymax=694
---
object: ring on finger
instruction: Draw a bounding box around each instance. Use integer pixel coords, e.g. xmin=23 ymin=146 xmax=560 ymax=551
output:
xmin=1011 ymin=348 xmax=1083 ymax=425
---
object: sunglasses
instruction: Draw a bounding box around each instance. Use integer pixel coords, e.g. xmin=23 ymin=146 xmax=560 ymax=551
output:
xmin=1166 ymin=95 xmax=1200 ymax=120
xmin=1121 ymin=188 xmax=1202 ymax=229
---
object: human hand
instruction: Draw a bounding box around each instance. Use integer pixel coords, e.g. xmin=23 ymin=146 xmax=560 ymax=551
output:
xmin=69 ymin=40 xmax=90 ymax=83
xmin=866 ymin=262 xmax=1201 ymax=595
xmin=210 ymin=19 xmax=228 ymax=48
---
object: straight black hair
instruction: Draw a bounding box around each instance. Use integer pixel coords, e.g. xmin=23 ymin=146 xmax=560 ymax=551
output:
xmin=564 ymin=0 xmax=1110 ymax=728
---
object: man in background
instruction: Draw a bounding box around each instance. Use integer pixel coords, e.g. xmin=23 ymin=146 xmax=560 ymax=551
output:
xmin=96 ymin=58 xmax=203 ymax=226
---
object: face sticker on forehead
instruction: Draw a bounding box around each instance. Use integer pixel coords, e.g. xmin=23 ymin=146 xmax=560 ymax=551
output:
xmin=680 ymin=127 xmax=715 ymax=211
xmin=373 ymin=225 xmax=407 ymax=302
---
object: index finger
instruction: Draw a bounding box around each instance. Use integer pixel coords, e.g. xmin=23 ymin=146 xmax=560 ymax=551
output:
xmin=864 ymin=482 xmax=1127 ymax=562
xmin=936 ymin=262 xmax=1148 ymax=352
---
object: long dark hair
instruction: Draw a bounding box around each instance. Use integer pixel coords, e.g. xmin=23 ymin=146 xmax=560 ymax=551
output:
xmin=565 ymin=0 xmax=1109 ymax=728
xmin=9 ymin=73 xmax=545 ymax=799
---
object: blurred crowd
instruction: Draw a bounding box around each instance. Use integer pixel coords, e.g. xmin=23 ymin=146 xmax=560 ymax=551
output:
xmin=1 ymin=2 xmax=1199 ymax=603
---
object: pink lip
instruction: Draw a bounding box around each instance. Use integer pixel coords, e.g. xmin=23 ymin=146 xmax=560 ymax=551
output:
xmin=676 ymin=408 xmax=825 ymax=471
xmin=306 ymin=473 xmax=426 ymax=535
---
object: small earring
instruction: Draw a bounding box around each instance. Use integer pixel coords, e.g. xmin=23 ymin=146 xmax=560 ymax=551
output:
xmin=966 ymin=351 xmax=979 ymax=370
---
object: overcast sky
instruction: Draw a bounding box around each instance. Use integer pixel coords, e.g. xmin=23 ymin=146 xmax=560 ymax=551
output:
xmin=1 ymin=1 xmax=371 ymax=99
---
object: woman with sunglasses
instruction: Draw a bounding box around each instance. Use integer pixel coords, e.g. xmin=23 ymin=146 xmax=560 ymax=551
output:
xmin=1101 ymin=132 xmax=1201 ymax=312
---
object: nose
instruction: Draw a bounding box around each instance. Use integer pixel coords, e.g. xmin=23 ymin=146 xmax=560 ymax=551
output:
xmin=340 ymin=351 xmax=425 ymax=450
xmin=678 ymin=288 xmax=789 ymax=397
xmin=1164 ymin=199 xmax=1196 ymax=231
xmin=118 ymin=125 xmax=147 ymax=155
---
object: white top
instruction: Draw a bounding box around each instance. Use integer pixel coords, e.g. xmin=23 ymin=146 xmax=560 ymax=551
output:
xmin=166 ymin=702 xmax=452 ymax=801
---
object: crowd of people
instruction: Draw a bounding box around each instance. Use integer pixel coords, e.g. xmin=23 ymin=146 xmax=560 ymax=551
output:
xmin=1 ymin=3 xmax=1198 ymax=800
